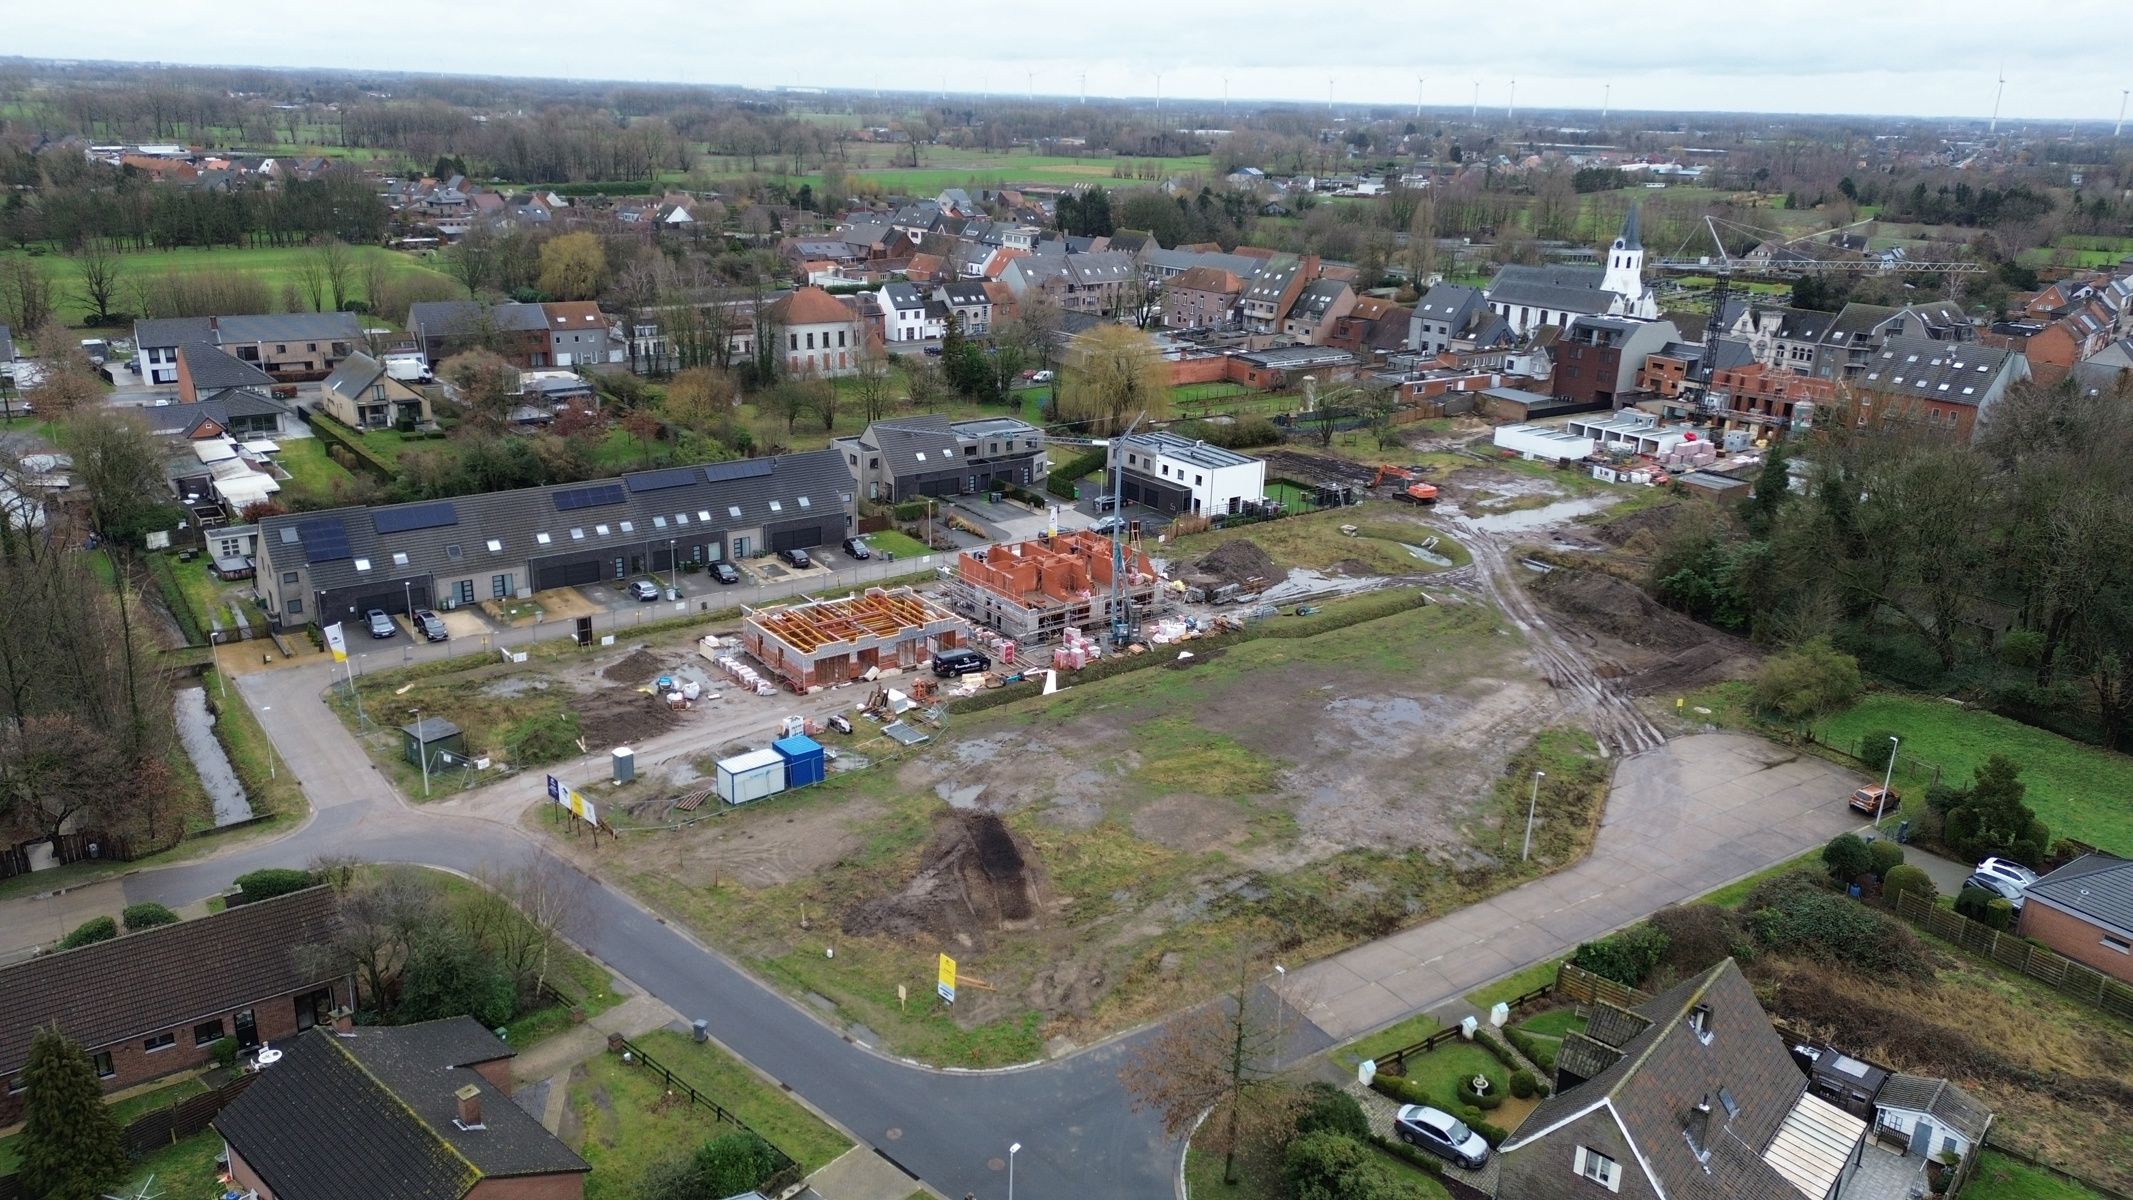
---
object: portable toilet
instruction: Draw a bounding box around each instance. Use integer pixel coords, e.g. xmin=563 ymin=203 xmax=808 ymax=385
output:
xmin=772 ymin=734 xmax=826 ymax=789
xmin=715 ymin=748 xmax=787 ymax=805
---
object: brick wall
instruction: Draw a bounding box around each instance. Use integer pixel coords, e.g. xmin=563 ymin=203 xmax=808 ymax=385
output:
xmin=467 ymin=1171 xmax=588 ymax=1200
xmin=1166 ymin=356 xmax=1232 ymax=387
xmin=2018 ymin=901 xmax=2133 ymax=985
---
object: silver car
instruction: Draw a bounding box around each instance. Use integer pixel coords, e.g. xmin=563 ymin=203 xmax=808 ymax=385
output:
xmin=1395 ymin=1104 xmax=1490 ymax=1169
xmin=1973 ymin=857 xmax=2038 ymax=891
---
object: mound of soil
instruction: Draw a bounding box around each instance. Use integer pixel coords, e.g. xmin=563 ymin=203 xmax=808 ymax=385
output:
xmin=575 ymin=689 xmax=679 ymax=749
xmin=601 ymin=648 xmax=663 ymax=684
xmin=1528 ymin=568 xmax=1712 ymax=651
xmin=1589 ymin=501 xmax=1688 ymax=552
xmin=841 ymin=812 xmax=1038 ymax=945
xmin=1195 ymin=539 xmax=1280 ymax=587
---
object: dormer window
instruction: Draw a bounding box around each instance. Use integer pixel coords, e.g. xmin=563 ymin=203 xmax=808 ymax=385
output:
xmin=1689 ymin=1003 xmax=1714 ymax=1043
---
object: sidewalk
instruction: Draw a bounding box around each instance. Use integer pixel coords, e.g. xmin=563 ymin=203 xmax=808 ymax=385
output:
xmin=801 ymin=1146 xmax=933 ymax=1200
xmin=511 ymin=991 xmax=681 ymax=1134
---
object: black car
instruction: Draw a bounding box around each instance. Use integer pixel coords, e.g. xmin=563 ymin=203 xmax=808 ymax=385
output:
xmin=710 ymin=561 xmax=741 ymax=585
xmin=841 ymin=537 xmax=872 ymax=560
xmin=932 ymin=648 xmax=991 ymax=678
xmin=777 ymin=547 xmax=812 ymax=569
xmin=366 ymin=609 xmax=396 ymax=639
xmin=413 ymin=609 xmax=449 ymax=642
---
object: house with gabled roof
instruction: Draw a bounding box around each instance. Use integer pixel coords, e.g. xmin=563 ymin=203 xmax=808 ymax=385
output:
xmin=216 ymin=1017 xmax=588 ymax=1200
xmin=1496 ymin=958 xmax=1867 ymax=1200
xmin=834 ymin=415 xmax=1046 ymax=502
xmin=2016 ymin=852 xmax=2133 ymax=984
xmin=0 ymin=887 xmax=345 ymax=1124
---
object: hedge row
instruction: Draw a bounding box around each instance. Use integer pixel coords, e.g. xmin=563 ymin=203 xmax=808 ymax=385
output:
xmin=951 ymin=588 xmax=1430 ymax=715
xmin=1045 ymin=448 xmax=1108 ymax=499
xmin=148 ymin=553 xmax=209 ymax=646
xmin=307 ymin=411 xmax=400 ymax=480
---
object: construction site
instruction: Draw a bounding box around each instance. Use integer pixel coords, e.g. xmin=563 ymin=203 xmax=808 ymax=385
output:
xmin=740 ymin=587 xmax=970 ymax=691
xmin=938 ymin=529 xmax=1167 ymax=647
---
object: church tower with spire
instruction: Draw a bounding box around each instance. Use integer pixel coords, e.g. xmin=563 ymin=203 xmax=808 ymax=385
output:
xmin=1600 ymin=204 xmax=1657 ymax=318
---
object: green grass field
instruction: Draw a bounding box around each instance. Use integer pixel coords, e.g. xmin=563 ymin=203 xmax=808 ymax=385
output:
xmin=1816 ymin=694 xmax=2133 ymax=853
xmin=1963 ymin=1151 xmax=2115 ymax=1200
xmin=5 ymin=244 xmax=458 ymax=327
xmin=700 ymin=146 xmax=1214 ymax=194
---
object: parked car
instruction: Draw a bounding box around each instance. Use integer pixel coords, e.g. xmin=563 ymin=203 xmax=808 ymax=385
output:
xmin=1974 ymin=857 xmax=2039 ymax=890
xmin=366 ymin=609 xmax=395 ymax=639
xmin=413 ymin=609 xmax=449 ymax=642
xmin=841 ymin=537 xmax=872 ymax=560
xmin=1091 ymin=515 xmax=1124 ymax=534
xmin=777 ymin=547 xmax=812 ymax=568
xmin=1961 ymin=872 xmax=2027 ymax=909
xmin=709 ymin=561 xmax=741 ymax=585
xmin=1393 ymin=1105 xmax=1490 ymax=1169
xmin=629 ymin=579 xmax=661 ymax=602
xmin=1029 ymin=369 xmax=1055 ymax=383
xmin=931 ymin=647 xmax=991 ymax=678
xmin=1848 ymin=785 xmax=1898 ymax=815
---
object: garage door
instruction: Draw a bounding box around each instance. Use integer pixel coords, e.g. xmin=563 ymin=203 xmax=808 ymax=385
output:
xmin=533 ymin=558 xmax=603 ymax=590
xmin=768 ymin=524 xmax=825 ymax=552
xmin=346 ymin=581 xmax=432 ymax=615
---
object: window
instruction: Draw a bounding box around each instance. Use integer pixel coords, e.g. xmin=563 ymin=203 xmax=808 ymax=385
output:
xmin=728 ymin=506 xmax=742 ymax=519
xmin=391 ymin=552 xmax=409 ymax=567
xmin=93 ymin=1050 xmax=115 ymax=1079
xmin=353 ymin=557 xmax=371 ymax=571
xmin=487 ymin=539 xmax=503 ymax=553
xmin=698 ymin=511 xmax=713 ymax=522
xmin=806 ymin=332 xmax=816 ymax=349
xmin=1718 ymin=1087 xmax=1739 ymax=1117
xmin=1574 ymin=1147 xmax=1620 ymax=1191
xmin=287 ymin=598 xmax=303 ymax=615
xmin=536 ymin=532 xmax=552 ymax=545
xmin=619 ymin=521 xmax=634 ymax=533
xmin=493 ymin=574 xmax=514 ymax=599
xmin=570 ymin=528 xmax=585 ymax=540
xmin=445 ymin=543 xmax=462 ymax=561
xmin=768 ymin=500 xmax=782 ymax=512
xmin=143 ymin=1031 xmax=176 ymax=1052
xmin=2104 ymin=934 xmax=2132 ymax=954
xmin=788 ymin=333 xmax=799 ymax=351
xmin=6 ymin=1076 xmax=23 ymax=1094
xmin=281 ymin=570 xmax=299 ymax=585
xmin=595 ymin=524 xmax=610 ymax=536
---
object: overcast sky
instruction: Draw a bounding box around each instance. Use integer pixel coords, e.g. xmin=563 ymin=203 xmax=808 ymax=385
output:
xmin=13 ymin=0 xmax=2132 ymax=124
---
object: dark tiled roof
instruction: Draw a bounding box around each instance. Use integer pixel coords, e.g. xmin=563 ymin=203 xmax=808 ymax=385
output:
xmin=179 ymin=343 xmax=278 ymax=391
xmin=409 ymin=301 xmax=552 ymax=338
xmin=1875 ymin=1074 xmax=1992 ymax=1141
xmin=0 ymin=887 xmax=340 ymax=1074
xmin=2024 ymin=852 xmax=2133 ymax=936
xmin=1485 ymin=264 xmax=1616 ymax=315
xmin=217 ymin=313 xmax=362 ymax=344
xmin=1854 ymin=336 xmax=2021 ymax=408
xmin=135 ymin=316 xmax=217 ymax=350
xmin=1584 ymin=1002 xmax=1653 ymax=1048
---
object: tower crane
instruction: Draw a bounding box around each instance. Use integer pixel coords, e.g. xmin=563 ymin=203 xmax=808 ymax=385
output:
xmin=1040 ymin=412 xmax=1146 ymax=646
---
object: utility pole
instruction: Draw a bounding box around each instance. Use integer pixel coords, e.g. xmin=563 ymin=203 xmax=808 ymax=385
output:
xmin=1080 ymin=72 xmax=1087 ymax=105
xmin=1222 ymin=75 xmax=1229 ymax=118
xmin=1328 ymin=78 xmax=1335 ymax=116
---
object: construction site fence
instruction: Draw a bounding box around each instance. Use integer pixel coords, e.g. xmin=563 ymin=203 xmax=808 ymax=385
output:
xmin=949 ymin=588 xmax=1430 ymax=716
xmin=1893 ymin=890 xmax=2133 ymax=1021
xmin=615 ymin=1036 xmax=805 ymax=1195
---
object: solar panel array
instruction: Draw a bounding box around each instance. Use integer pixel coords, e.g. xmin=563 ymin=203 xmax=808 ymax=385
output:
xmin=552 ymin=483 xmax=628 ymax=511
xmin=371 ymin=500 xmax=460 ymax=535
xmin=626 ymin=466 xmax=702 ymax=493
xmin=705 ymin=459 xmax=775 ymax=483
xmin=296 ymin=518 xmax=352 ymax=562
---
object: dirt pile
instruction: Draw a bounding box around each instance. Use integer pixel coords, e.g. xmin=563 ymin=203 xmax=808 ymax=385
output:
xmin=601 ymin=648 xmax=664 ymax=684
xmin=1587 ymin=501 xmax=1690 ymax=556
xmin=842 ymin=812 xmax=1038 ymax=945
xmin=1194 ymin=539 xmax=1281 ymax=588
xmin=575 ymin=690 xmax=680 ymax=748
xmin=1528 ymin=568 xmax=1712 ymax=651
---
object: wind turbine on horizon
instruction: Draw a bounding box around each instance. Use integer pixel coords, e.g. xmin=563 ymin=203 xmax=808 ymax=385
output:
xmin=2117 ymin=88 xmax=2128 ymax=137
xmin=1415 ymin=77 xmax=1425 ymax=119
xmin=1603 ymin=82 xmax=1611 ymax=119
xmin=1989 ymin=65 xmax=2005 ymax=133
xmin=1508 ymin=77 xmax=1516 ymax=121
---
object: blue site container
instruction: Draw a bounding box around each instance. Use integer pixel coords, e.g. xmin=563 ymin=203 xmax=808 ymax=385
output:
xmin=772 ymin=734 xmax=826 ymax=789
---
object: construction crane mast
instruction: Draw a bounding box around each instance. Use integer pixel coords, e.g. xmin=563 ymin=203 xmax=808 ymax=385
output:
xmin=1042 ymin=412 xmax=1146 ymax=646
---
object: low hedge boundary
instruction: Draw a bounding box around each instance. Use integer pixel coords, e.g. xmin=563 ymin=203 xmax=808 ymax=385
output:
xmin=308 ymin=411 xmax=400 ymax=480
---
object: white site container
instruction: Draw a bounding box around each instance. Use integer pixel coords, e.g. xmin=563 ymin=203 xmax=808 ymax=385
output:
xmin=716 ymin=748 xmax=788 ymax=805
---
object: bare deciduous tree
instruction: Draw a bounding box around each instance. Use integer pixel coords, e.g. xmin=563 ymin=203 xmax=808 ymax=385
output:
xmin=75 ymin=240 xmax=124 ymax=325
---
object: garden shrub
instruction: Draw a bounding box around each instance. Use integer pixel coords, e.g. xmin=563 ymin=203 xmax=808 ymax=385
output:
xmin=1649 ymin=904 xmax=1744 ymax=975
xmin=1470 ymin=1119 xmax=1512 ymax=1146
xmin=1983 ymin=898 xmax=2015 ymax=932
xmin=233 ymin=867 xmax=317 ymax=904
xmin=1748 ymin=890 xmax=1932 ymax=980
xmin=1367 ymin=1133 xmax=1445 ymax=1174
xmin=1510 ymin=1070 xmax=1539 ymax=1099
xmin=397 ymin=928 xmax=515 ymax=1027
xmin=1881 ymin=864 xmax=1936 ymax=905
xmin=208 ymin=1037 xmax=239 ymax=1068
xmin=1953 ymin=885 xmax=1995 ymax=923
xmin=1822 ymin=833 xmax=1873 ymax=883
xmin=60 ymin=916 xmax=119 ymax=949
xmin=1293 ymin=1082 xmax=1371 ymax=1143
xmin=504 ymin=711 xmax=581 ymax=766
xmin=1505 ymin=1027 xmax=1556 ymax=1072
xmin=1858 ymin=729 xmax=1902 ymax=774
xmin=1572 ymin=922 xmax=1671 ymax=988
xmin=1866 ymin=840 xmax=1905 ymax=878
xmin=1455 ymin=1075 xmax=1505 ymax=1110
xmin=1286 ymin=1131 xmax=1413 ymax=1200
xmin=121 ymin=902 xmax=180 ymax=931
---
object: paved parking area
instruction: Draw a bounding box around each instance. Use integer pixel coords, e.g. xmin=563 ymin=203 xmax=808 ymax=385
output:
xmin=1292 ymin=733 xmax=1868 ymax=1042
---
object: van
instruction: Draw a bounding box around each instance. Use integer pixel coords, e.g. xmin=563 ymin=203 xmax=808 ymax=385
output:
xmin=931 ymin=648 xmax=991 ymax=678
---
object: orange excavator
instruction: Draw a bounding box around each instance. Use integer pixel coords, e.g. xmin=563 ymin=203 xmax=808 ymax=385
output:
xmin=1397 ymin=481 xmax=1439 ymax=504
xmin=1371 ymin=464 xmax=1416 ymax=487
xmin=1372 ymin=464 xmax=1438 ymax=504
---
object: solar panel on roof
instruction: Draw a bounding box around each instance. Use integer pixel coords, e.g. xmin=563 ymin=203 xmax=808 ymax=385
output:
xmin=704 ymin=459 xmax=775 ymax=483
xmin=371 ymin=501 xmax=460 ymax=535
xmin=552 ymin=483 xmax=627 ymax=511
xmin=626 ymin=466 xmax=701 ymax=493
xmin=296 ymin=518 xmax=352 ymax=562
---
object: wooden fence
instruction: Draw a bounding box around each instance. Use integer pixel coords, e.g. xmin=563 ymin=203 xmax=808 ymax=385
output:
xmin=1894 ymin=891 xmax=2133 ymax=1021
xmin=0 ymin=830 xmax=136 ymax=882
xmin=1553 ymin=962 xmax=1651 ymax=1010
xmin=1372 ymin=980 xmax=1561 ymax=1078
xmin=0 ymin=1072 xmax=254 ymax=1200
xmin=617 ymin=1036 xmax=805 ymax=1195
xmin=1962 ymin=1139 xmax=2133 ymax=1200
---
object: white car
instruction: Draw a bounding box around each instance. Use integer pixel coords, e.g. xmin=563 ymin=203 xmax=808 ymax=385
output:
xmin=1030 ymin=369 xmax=1055 ymax=383
xmin=1973 ymin=857 xmax=2039 ymax=890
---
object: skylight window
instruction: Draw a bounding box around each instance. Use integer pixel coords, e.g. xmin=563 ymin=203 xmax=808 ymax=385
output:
xmin=653 ymin=516 xmax=668 ymax=529
xmin=595 ymin=524 xmax=610 ymax=536
xmin=768 ymin=501 xmax=782 ymax=512
xmin=618 ymin=521 xmax=633 ymax=533
xmin=570 ymin=528 xmax=585 ymax=540
xmin=536 ymin=532 xmax=551 ymax=545
xmin=392 ymin=552 xmax=409 ymax=567
xmin=728 ymin=506 xmax=742 ymax=519
xmin=354 ymin=557 xmax=371 ymax=571
xmin=487 ymin=539 xmax=503 ymax=552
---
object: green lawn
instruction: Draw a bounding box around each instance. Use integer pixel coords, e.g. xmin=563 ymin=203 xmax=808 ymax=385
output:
xmin=1816 ymin=694 xmax=2133 ymax=853
xmin=6 ymin=244 xmax=458 ymax=327
xmin=0 ymin=1079 xmax=219 ymax=1176
xmin=1337 ymin=1013 xmax=1440 ymax=1071
xmin=275 ymin=436 xmax=358 ymax=503
xmin=1963 ymin=1151 xmax=2115 ymax=1200
xmin=632 ymin=1030 xmax=849 ymax=1171
xmin=1384 ymin=1042 xmax=1508 ymax=1114
xmin=199 ymin=669 xmax=307 ymax=821
xmin=124 ymin=1129 xmax=228 ymax=1198
xmin=106 ymin=1075 xmax=214 ymax=1126
xmin=1513 ymin=1009 xmax=1586 ymax=1039
xmin=1464 ymin=957 xmax=1566 ymax=1014
xmin=858 ymin=529 xmax=931 ymax=559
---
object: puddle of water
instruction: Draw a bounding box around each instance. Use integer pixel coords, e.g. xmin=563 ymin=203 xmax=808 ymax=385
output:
xmin=936 ymin=782 xmax=985 ymax=809
xmin=174 ymin=687 xmax=254 ymax=826
xmin=1399 ymin=542 xmax=1454 ymax=567
xmin=1326 ymin=696 xmax=1429 ymax=728
xmin=1465 ymin=494 xmax=1616 ymax=533
xmin=483 ymin=676 xmax=551 ymax=698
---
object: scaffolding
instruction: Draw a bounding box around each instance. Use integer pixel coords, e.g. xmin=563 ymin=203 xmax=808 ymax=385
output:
xmin=940 ymin=530 xmax=1167 ymax=646
xmin=742 ymin=587 xmax=969 ymax=691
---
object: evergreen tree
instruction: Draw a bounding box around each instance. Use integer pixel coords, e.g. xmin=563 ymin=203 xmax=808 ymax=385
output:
xmin=18 ymin=1028 xmax=130 ymax=1200
xmin=1744 ymin=439 xmax=1791 ymax=535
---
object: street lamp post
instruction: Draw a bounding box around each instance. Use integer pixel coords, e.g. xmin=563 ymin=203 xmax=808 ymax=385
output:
xmin=411 ymin=707 xmax=431 ymax=798
xmin=1007 ymin=1142 xmax=1021 ymax=1200
xmin=669 ymin=537 xmax=679 ymax=595
xmin=1522 ymin=770 xmax=1545 ymax=861
xmin=1875 ymin=736 xmax=1900 ymax=827
xmin=402 ymin=579 xmax=414 ymax=662
xmin=1273 ymin=963 xmax=1287 ymax=1046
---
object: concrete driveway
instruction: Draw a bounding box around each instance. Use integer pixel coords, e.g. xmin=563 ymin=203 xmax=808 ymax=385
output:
xmin=1291 ymin=733 xmax=1869 ymax=1042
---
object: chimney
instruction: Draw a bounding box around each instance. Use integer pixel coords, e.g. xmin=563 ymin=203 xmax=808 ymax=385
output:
xmin=454 ymin=1083 xmax=485 ymax=1130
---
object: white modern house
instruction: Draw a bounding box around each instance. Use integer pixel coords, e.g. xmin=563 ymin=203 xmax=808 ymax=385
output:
xmin=1109 ymin=431 xmax=1266 ymax=517
xmin=879 ymin=282 xmax=944 ymax=343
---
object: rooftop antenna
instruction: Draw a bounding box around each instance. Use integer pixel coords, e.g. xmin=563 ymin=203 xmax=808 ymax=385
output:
xmin=2117 ymin=88 xmax=2129 ymax=137
xmin=1507 ymin=77 xmax=1516 ymax=122
xmin=1415 ymin=77 xmax=1425 ymax=120
xmin=1989 ymin=64 xmax=2005 ymax=133
xmin=1603 ymin=82 xmax=1611 ymax=119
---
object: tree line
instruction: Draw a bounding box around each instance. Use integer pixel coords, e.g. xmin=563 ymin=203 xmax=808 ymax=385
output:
xmin=0 ymin=161 xmax=389 ymax=251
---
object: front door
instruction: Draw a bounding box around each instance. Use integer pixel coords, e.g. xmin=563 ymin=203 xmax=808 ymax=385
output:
xmin=1908 ymin=1119 xmax=1935 ymax=1156
xmin=234 ymin=1008 xmax=259 ymax=1050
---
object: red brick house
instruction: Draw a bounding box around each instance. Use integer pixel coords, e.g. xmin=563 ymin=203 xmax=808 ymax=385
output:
xmin=216 ymin=1017 xmax=589 ymax=1200
xmin=2016 ymin=853 xmax=2133 ymax=984
xmin=0 ymin=887 xmax=344 ymax=1124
